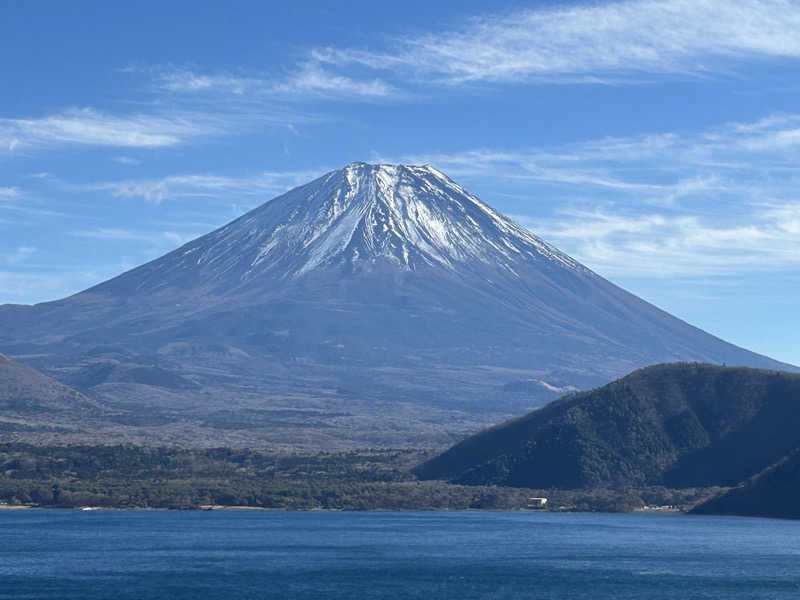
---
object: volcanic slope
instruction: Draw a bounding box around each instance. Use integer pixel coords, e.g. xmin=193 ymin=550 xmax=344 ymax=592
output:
xmin=0 ymin=163 xmax=794 ymax=446
xmin=0 ymin=353 xmax=104 ymax=437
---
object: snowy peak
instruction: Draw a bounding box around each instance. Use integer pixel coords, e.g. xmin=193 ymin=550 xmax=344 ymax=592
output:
xmin=186 ymin=162 xmax=579 ymax=282
xmin=108 ymin=162 xmax=584 ymax=296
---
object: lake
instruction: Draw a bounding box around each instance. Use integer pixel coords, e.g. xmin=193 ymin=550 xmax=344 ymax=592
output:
xmin=1 ymin=510 xmax=799 ymax=599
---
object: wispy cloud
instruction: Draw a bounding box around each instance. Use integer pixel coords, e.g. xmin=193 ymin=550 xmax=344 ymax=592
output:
xmin=274 ymin=63 xmax=394 ymax=98
xmin=515 ymin=208 xmax=800 ymax=278
xmin=0 ymin=186 xmax=24 ymax=216
xmin=762 ymin=202 xmax=800 ymax=234
xmin=0 ymin=187 xmax=21 ymax=198
xmin=0 ymin=184 xmax=88 ymax=220
xmin=152 ymin=67 xmax=261 ymax=94
xmin=0 ymin=108 xmax=230 ymax=152
xmin=380 ymin=113 xmax=800 ymax=278
xmin=0 ymin=102 xmax=316 ymax=155
xmin=2 ymin=245 xmax=36 ymax=265
xmin=86 ymin=169 xmax=325 ymax=204
xmin=69 ymin=228 xmax=196 ymax=246
xmin=314 ymin=0 xmax=800 ymax=84
xmin=113 ymin=156 xmax=141 ymax=166
xmin=148 ymin=63 xmax=395 ymax=100
xmin=395 ymin=112 xmax=800 ymax=187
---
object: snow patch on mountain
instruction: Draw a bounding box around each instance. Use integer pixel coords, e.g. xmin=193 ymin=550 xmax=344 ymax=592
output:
xmin=213 ymin=162 xmax=582 ymax=280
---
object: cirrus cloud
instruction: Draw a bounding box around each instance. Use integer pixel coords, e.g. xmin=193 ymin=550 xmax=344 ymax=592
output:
xmin=314 ymin=0 xmax=800 ymax=84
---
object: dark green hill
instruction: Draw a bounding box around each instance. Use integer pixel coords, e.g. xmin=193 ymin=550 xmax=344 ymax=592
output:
xmin=691 ymin=448 xmax=800 ymax=519
xmin=416 ymin=363 xmax=800 ymax=489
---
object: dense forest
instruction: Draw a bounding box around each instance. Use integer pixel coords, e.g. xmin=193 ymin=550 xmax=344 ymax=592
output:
xmin=0 ymin=443 xmax=721 ymax=512
xmin=692 ymin=447 xmax=800 ymax=519
xmin=5 ymin=364 xmax=795 ymax=515
xmin=417 ymin=364 xmax=800 ymax=491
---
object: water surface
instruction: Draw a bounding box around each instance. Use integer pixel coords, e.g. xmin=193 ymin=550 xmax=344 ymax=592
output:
xmin=1 ymin=510 xmax=798 ymax=599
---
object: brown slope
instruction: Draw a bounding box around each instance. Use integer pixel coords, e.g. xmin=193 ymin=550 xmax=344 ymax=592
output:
xmin=0 ymin=353 xmax=99 ymax=415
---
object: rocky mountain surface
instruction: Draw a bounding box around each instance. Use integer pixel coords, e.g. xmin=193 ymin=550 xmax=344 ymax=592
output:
xmin=0 ymin=353 xmax=96 ymax=415
xmin=0 ymin=353 xmax=104 ymax=436
xmin=0 ymin=163 xmax=794 ymax=447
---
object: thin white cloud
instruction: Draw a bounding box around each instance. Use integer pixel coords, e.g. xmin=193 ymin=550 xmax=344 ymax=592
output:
xmin=87 ymin=169 xmax=325 ymax=204
xmin=0 ymin=105 xmax=314 ymax=154
xmin=149 ymin=63 xmax=395 ymax=100
xmin=2 ymin=246 xmax=36 ymax=265
xmin=314 ymin=0 xmax=800 ymax=84
xmin=0 ymin=187 xmax=20 ymax=198
xmin=275 ymin=63 xmax=394 ymax=98
xmin=738 ymin=128 xmax=800 ymax=152
xmin=0 ymin=108 xmax=224 ymax=151
xmin=153 ymin=67 xmax=260 ymax=94
xmin=515 ymin=208 xmax=800 ymax=278
xmin=0 ymin=184 xmax=89 ymax=219
xmin=113 ymin=156 xmax=142 ymax=166
xmin=396 ymin=112 xmax=800 ymax=188
xmin=378 ymin=113 xmax=800 ymax=278
xmin=69 ymin=228 xmax=195 ymax=246
xmin=761 ymin=202 xmax=800 ymax=234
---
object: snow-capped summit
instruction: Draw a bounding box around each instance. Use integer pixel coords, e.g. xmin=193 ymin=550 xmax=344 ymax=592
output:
xmin=239 ymin=161 xmax=578 ymax=276
xmin=116 ymin=162 xmax=579 ymax=294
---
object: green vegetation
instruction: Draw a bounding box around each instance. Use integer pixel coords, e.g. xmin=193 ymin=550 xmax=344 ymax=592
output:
xmin=6 ymin=363 xmax=794 ymax=515
xmin=692 ymin=447 xmax=800 ymax=519
xmin=417 ymin=364 xmax=800 ymax=491
xmin=0 ymin=443 xmax=720 ymax=512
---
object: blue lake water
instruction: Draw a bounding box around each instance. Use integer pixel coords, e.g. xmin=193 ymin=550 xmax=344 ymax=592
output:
xmin=1 ymin=510 xmax=799 ymax=599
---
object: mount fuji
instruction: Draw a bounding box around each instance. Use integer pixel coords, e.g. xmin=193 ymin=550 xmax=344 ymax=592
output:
xmin=0 ymin=163 xmax=793 ymax=447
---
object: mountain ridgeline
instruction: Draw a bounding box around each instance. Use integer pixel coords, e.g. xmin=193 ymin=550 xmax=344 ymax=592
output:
xmin=0 ymin=163 xmax=795 ymax=447
xmin=416 ymin=364 xmax=800 ymax=491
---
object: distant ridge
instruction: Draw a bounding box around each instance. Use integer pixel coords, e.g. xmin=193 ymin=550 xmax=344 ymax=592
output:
xmin=0 ymin=353 xmax=99 ymax=419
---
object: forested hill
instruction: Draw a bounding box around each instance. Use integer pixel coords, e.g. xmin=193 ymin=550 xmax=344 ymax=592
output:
xmin=416 ymin=363 xmax=800 ymax=490
xmin=691 ymin=448 xmax=800 ymax=519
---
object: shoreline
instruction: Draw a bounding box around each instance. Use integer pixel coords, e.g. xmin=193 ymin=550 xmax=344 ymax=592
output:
xmin=0 ymin=503 xmax=689 ymax=514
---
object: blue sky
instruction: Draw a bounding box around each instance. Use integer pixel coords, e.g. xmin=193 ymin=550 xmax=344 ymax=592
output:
xmin=1 ymin=0 xmax=799 ymax=365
